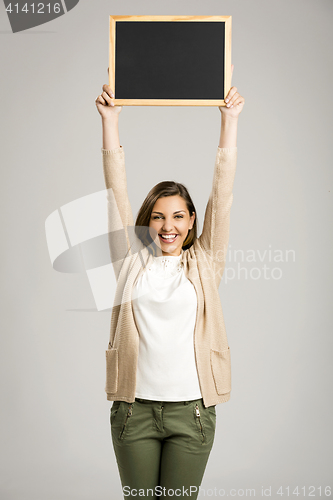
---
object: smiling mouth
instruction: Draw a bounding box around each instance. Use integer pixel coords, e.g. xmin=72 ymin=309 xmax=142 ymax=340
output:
xmin=158 ymin=234 xmax=179 ymax=243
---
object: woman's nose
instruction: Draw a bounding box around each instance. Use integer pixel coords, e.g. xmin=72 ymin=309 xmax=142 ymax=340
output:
xmin=161 ymin=219 xmax=174 ymax=231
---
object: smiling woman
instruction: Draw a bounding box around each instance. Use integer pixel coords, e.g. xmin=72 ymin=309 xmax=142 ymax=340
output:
xmin=136 ymin=185 xmax=197 ymax=256
xmin=149 ymin=196 xmax=195 ymax=256
xmin=95 ymin=67 xmax=244 ymax=499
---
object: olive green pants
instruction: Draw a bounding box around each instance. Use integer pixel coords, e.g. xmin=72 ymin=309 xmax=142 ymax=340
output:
xmin=110 ymin=397 xmax=216 ymax=499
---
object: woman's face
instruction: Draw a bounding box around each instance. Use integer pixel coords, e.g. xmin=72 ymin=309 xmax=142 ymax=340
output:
xmin=149 ymin=195 xmax=195 ymax=256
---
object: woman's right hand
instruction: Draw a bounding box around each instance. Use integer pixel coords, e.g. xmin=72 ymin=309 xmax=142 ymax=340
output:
xmin=95 ymin=84 xmax=123 ymax=120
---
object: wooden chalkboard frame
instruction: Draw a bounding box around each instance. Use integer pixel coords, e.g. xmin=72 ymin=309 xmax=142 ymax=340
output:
xmin=109 ymin=15 xmax=232 ymax=106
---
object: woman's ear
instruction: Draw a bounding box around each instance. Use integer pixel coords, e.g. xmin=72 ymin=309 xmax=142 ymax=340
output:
xmin=190 ymin=211 xmax=196 ymax=229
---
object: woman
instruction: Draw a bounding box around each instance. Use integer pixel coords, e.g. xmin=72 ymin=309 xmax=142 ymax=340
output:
xmin=95 ymin=66 xmax=244 ymax=499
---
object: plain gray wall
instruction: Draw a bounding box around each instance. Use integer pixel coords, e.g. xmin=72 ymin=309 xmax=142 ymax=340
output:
xmin=1 ymin=0 xmax=332 ymax=499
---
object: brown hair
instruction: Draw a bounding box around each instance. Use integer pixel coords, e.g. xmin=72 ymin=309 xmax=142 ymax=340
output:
xmin=135 ymin=181 xmax=198 ymax=254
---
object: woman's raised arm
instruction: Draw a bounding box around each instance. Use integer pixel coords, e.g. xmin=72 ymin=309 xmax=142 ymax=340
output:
xmin=198 ymin=66 xmax=245 ymax=287
xmin=95 ymin=84 xmax=135 ymax=281
xmin=95 ymin=84 xmax=122 ymax=150
xmin=218 ymin=65 xmax=245 ymax=148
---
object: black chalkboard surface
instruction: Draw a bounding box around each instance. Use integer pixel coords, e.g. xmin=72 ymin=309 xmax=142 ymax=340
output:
xmin=109 ymin=16 xmax=232 ymax=106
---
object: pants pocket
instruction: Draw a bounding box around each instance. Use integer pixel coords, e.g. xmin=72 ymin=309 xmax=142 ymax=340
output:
xmin=208 ymin=404 xmax=216 ymax=415
xmin=193 ymin=402 xmax=206 ymax=444
xmin=110 ymin=401 xmax=121 ymax=425
xmin=193 ymin=401 xmax=216 ymax=447
xmin=203 ymin=404 xmax=217 ymax=443
xmin=118 ymin=403 xmax=133 ymax=441
xmin=206 ymin=405 xmax=217 ymax=431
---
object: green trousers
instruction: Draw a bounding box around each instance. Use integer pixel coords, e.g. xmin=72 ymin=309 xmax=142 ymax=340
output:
xmin=110 ymin=397 xmax=216 ymax=499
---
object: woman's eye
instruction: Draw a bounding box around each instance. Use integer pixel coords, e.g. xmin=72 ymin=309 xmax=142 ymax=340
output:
xmin=152 ymin=215 xmax=183 ymax=220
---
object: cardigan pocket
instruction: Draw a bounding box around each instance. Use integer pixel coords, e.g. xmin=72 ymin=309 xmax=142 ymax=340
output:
xmin=105 ymin=348 xmax=118 ymax=394
xmin=210 ymin=347 xmax=231 ymax=395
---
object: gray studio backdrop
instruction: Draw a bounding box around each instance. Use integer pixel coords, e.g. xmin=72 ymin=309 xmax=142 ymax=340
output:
xmin=1 ymin=0 xmax=332 ymax=499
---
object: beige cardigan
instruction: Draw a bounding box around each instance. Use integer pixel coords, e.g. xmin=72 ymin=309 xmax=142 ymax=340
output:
xmin=102 ymin=146 xmax=237 ymax=407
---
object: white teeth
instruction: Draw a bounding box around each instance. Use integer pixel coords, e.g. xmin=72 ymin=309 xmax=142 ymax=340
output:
xmin=160 ymin=234 xmax=178 ymax=239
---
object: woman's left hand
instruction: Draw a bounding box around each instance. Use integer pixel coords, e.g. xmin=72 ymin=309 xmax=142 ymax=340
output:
xmin=219 ymin=64 xmax=245 ymax=119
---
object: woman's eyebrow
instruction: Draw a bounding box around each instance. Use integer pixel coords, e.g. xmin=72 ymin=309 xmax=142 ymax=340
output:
xmin=152 ymin=210 xmax=186 ymax=215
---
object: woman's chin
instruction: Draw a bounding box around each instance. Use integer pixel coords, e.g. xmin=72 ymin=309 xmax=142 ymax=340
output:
xmin=151 ymin=234 xmax=183 ymax=255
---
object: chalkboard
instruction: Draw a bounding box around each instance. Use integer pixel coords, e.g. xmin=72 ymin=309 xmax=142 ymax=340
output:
xmin=109 ymin=15 xmax=232 ymax=106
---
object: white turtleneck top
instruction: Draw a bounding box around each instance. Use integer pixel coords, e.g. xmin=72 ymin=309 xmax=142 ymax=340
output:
xmin=131 ymin=253 xmax=202 ymax=401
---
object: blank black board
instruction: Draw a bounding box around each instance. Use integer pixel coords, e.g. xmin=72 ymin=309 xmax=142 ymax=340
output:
xmin=109 ymin=16 xmax=232 ymax=106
